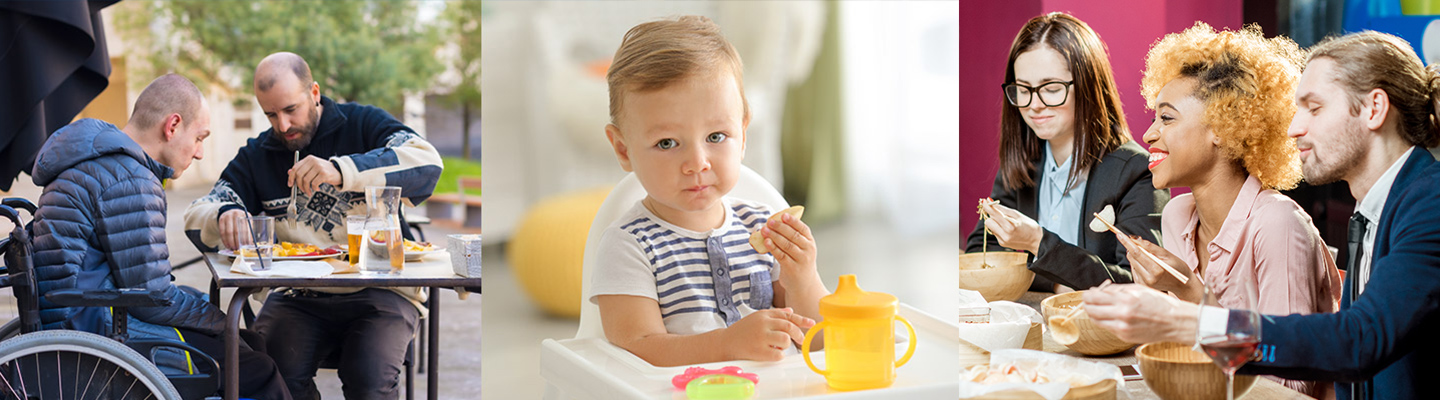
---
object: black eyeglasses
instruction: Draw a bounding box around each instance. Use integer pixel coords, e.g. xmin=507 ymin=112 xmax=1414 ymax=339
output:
xmin=1001 ymin=81 xmax=1074 ymax=108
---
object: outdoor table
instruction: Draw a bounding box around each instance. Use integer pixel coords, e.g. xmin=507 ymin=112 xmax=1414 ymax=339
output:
xmin=1003 ymin=291 xmax=1314 ymax=400
xmin=200 ymin=251 xmax=481 ymax=400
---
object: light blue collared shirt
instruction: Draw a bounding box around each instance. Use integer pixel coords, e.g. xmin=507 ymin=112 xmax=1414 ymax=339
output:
xmin=1037 ymin=143 xmax=1087 ymax=246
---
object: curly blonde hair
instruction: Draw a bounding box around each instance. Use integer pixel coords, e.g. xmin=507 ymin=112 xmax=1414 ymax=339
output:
xmin=1141 ymin=23 xmax=1304 ymax=190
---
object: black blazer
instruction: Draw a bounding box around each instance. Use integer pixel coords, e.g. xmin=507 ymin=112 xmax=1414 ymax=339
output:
xmin=965 ymin=141 xmax=1169 ymax=290
xmin=1243 ymin=149 xmax=1440 ymax=400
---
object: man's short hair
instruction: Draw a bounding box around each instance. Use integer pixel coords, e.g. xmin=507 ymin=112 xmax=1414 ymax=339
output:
xmin=129 ymin=73 xmax=204 ymax=131
xmin=255 ymin=53 xmax=314 ymax=92
xmin=1309 ymin=31 xmax=1440 ymax=148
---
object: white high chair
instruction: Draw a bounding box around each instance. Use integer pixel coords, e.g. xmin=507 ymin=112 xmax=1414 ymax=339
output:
xmin=574 ymin=165 xmax=790 ymax=340
xmin=541 ymin=165 xmax=960 ymax=399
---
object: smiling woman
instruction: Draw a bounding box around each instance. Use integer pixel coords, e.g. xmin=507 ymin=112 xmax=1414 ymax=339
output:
xmin=964 ymin=12 xmax=1169 ymax=293
xmin=1134 ymin=23 xmax=1342 ymax=399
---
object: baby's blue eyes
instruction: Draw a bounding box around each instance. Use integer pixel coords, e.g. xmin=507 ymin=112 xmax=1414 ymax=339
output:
xmin=655 ymin=133 xmax=728 ymax=149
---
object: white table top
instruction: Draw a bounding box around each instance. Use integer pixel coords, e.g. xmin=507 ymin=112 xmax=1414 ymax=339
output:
xmin=203 ymin=251 xmax=480 ymax=288
xmin=540 ymin=304 xmax=959 ymax=399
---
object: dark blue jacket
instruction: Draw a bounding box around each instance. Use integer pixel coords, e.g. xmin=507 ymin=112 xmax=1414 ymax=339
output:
xmin=1242 ymin=149 xmax=1440 ymax=400
xmin=29 ymin=119 xmax=225 ymax=336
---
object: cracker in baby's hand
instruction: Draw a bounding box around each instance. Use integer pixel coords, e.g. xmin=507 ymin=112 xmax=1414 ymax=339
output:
xmin=750 ymin=206 xmax=805 ymax=254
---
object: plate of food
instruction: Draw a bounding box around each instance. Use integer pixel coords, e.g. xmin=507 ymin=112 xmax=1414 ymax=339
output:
xmin=220 ymin=241 xmax=344 ymax=261
xmin=404 ymin=240 xmax=443 ymax=262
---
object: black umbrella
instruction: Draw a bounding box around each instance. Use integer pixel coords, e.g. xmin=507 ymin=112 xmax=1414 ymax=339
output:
xmin=0 ymin=0 xmax=119 ymax=191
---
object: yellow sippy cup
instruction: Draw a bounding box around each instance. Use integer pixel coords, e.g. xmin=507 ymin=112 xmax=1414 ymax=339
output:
xmin=802 ymin=274 xmax=917 ymax=391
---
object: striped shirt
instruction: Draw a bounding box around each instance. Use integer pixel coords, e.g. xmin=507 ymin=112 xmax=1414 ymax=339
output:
xmin=590 ymin=197 xmax=779 ymax=335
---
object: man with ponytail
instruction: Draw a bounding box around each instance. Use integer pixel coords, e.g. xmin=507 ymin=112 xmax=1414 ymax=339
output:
xmin=1080 ymin=31 xmax=1440 ymax=400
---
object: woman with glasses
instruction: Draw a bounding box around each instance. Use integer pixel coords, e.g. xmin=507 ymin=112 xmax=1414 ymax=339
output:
xmin=1119 ymin=24 xmax=1341 ymax=397
xmin=966 ymin=12 xmax=1169 ymax=292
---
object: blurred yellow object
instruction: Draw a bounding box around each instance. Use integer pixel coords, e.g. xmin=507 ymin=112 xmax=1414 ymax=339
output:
xmin=508 ymin=187 xmax=612 ymax=318
xmin=404 ymin=239 xmax=435 ymax=252
xmin=237 ymin=241 xmax=333 ymax=257
xmin=1403 ymin=0 xmax=1440 ymax=15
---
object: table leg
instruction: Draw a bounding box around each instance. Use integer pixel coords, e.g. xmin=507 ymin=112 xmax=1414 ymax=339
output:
xmin=226 ymin=287 xmax=259 ymax=400
xmin=429 ymin=287 xmax=439 ymax=400
xmin=210 ymin=281 xmax=220 ymax=308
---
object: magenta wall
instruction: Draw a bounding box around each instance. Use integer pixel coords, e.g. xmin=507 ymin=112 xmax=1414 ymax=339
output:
xmin=959 ymin=0 xmax=1243 ymax=233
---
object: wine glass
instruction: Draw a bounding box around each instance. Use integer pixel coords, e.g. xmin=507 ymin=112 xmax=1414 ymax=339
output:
xmin=1197 ymin=283 xmax=1261 ymax=400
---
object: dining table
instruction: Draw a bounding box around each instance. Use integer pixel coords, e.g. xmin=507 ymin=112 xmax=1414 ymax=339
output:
xmin=961 ymin=291 xmax=1315 ymax=400
xmin=199 ymin=251 xmax=481 ymax=400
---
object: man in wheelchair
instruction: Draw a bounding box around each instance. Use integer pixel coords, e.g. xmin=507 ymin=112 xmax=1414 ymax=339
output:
xmin=26 ymin=74 xmax=291 ymax=400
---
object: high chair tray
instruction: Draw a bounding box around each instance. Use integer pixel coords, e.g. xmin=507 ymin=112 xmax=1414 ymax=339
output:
xmin=540 ymin=303 xmax=959 ymax=399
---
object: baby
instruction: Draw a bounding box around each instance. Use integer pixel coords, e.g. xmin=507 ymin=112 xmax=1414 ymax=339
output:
xmin=590 ymin=16 xmax=831 ymax=367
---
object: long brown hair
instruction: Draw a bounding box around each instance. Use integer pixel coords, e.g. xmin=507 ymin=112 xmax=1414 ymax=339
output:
xmin=999 ymin=12 xmax=1130 ymax=190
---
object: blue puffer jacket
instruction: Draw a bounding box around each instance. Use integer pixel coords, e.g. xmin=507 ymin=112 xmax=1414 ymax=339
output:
xmin=29 ymin=119 xmax=224 ymax=337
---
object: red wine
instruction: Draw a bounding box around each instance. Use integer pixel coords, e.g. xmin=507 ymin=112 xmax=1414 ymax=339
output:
xmin=1200 ymin=334 xmax=1259 ymax=373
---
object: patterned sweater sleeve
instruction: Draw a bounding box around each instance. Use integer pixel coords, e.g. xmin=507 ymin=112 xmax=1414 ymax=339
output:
xmin=183 ymin=151 xmax=261 ymax=251
xmin=330 ymin=107 xmax=443 ymax=206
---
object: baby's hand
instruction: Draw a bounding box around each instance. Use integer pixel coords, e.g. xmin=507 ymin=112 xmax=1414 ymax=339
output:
xmin=722 ymin=308 xmax=816 ymax=362
xmin=762 ymin=212 xmax=818 ymax=285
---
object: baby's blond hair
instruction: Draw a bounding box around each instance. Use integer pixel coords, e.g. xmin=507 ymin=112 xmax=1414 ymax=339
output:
xmin=607 ymin=15 xmax=748 ymax=126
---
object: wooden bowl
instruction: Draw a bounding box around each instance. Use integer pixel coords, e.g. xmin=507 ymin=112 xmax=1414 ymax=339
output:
xmin=960 ymin=252 xmax=1033 ymax=302
xmin=1136 ymin=342 xmax=1257 ymax=400
xmin=1041 ymin=292 xmax=1134 ymax=355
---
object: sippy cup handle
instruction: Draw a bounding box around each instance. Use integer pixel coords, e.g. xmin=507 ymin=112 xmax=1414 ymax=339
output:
xmin=802 ymin=320 xmax=831 ymax=376
xmin=895 ymin=315 xmax=917 ymax=367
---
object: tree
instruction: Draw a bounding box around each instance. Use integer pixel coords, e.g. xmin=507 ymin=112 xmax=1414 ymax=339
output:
xmin=116 ymin=0 xmax=444 ymax=115
xmin=434 ymin=0 xmax=481 ymax=160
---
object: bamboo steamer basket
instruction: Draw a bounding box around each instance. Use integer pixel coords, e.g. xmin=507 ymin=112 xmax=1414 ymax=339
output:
xmin=960 ymin=251 xmax=1033 ymax=302
xmin=1041 ymin=292 xmax=1134 ymax=355
xmin=1136 ymin=342 xmax=1257 ymax=400
xmin=1024 ymin=322 xmax=1043 ymax=350
xmin=960 ymin=337 xmax=990 ymax=369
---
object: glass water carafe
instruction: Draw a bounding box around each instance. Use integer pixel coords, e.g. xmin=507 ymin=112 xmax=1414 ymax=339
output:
xmin=359 ymin=186 xmax=404 ymax=275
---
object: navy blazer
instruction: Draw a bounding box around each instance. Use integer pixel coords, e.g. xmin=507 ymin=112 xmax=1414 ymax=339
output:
xmin=1242 ymin=149 xmax=1440 ymax=400
xmin=965 ymin=141 xmax=1169 ymax=290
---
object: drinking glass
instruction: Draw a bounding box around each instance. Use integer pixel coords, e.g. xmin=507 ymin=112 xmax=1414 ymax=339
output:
xmin=346 ymin=215 xmax=365 ymax=267
xmin=242 ymin=216 xmax=275 ymax=271
xmin=1198 ymin=283 xmax=1261 ymax=400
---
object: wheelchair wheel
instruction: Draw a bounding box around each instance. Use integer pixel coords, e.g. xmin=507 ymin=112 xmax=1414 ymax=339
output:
xmin=0 ymin=330 xmax=181 ymax=400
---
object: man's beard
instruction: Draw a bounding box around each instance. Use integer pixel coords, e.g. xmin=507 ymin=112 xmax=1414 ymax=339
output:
xmin=281 ymin=105 xmax=319 ymax=151
xmin=1301 ymin=119 xmax=1366 ymax=185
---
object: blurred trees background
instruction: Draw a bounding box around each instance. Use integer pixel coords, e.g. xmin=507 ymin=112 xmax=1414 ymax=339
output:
xmin=117 ymin=0 xmax=447 ymax=117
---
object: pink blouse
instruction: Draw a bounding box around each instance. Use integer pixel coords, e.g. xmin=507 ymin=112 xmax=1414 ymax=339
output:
xmin=1162 ymin=175 xmax=1342 ymax=397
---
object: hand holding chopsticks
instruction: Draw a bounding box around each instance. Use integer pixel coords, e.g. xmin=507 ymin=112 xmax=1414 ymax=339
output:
xmin=1089 ymin=205 xmax=1191 ymax=285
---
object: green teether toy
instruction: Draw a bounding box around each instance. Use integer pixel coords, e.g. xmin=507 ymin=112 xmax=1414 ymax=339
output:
xmin=685 ymin=374 xmax=755 ymax=400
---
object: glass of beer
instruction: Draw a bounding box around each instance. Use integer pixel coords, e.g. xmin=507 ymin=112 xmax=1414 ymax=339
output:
xmin=346 ymin=215 xmax=365 ymax=267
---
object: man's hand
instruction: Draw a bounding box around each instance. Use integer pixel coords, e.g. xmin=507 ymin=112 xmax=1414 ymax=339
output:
xmin=288 ymin=155 xmax=342 ymax=195
xmin=1122 ymin=236 xmax=1204 ymax=302
xmin=1082 ymin=283 xmax=1200 ymax=344
xmin=721 ymin=308 xmax=816 ymax=362
xmin=981 ymin=202 xmax=1043 ymax=253
xmin=218 ymin=209 xmax=250 ymax=251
